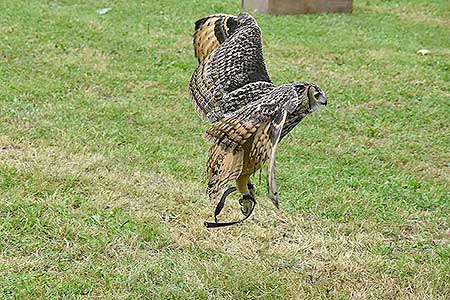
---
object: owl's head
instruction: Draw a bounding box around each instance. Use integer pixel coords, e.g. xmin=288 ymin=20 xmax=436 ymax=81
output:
xmin=292 ymin=81 xmax=327 ymax=113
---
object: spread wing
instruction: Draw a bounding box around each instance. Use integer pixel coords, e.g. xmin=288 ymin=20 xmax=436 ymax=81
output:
xmin=193 ymin=14 xmax=238 ymax=63
xmin=189 ymin=13 xmax=272 ymax=123
xmin=208 ymin=81 xmax=275 ymax=123
xmin=205 ymin=85 xmax=298 ymax=201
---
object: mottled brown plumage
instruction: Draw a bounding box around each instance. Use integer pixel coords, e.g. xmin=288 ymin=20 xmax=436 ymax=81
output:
xmin=188 ymin=13 xmax=327 ymax=226
xmin=193 ymin=14 xmax=237 ymax=63
xmin=205 ymin=83 xmax=325 ymax=207
xmin=189 ymin=13 xmax=271 ymax=123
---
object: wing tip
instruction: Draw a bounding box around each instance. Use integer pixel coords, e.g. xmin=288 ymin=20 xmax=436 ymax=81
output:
xmin=194 ymin=16 xmax=209 ymax=32
xmin=194 ymin=14 xmax=229 ymax=32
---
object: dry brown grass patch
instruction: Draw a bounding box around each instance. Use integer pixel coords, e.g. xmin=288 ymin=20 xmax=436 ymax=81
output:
xmin=1 ymin=139 xmax=448 ymax=299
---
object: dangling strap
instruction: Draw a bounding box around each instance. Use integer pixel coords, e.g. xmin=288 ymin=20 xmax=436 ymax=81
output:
xmin=204 ymin=192 xmax=256 ymax=228
xmin=214 ymin=186 xmax=236 ymax=223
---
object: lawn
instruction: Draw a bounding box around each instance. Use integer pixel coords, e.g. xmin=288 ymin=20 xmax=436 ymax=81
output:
xmin=0 ymin=0 xmax=449 ymax=299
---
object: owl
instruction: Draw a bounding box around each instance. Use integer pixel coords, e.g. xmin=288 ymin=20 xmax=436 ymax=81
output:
xmin=188 ymin=13 xmax=327 ymax=227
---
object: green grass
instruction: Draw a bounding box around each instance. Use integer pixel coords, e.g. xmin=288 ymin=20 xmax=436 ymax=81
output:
xmin=1 ymin=0 xmax=449 ymax=299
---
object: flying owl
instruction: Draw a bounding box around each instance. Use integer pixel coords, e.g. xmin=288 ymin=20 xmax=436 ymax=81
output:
xmin=188 ymin=13 xmax=327 ymax=227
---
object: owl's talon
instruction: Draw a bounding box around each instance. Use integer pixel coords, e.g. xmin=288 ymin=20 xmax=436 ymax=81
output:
xmin=205 ymin=193 xmax=256 ymax=228
xmin=239 ymin=194 xmax=255 ymax=217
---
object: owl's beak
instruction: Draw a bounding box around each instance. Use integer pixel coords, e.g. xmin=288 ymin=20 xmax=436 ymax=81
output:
xmin=318 ymin=94 xmax=327 ymax=106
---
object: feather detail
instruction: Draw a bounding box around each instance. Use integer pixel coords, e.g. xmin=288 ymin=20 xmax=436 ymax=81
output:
xmin=206 ymin=143 xmax=243 ymax=201
xmin=267 ymin=109 xmax=288 ymax=208
xmin=193 ymin=14 xmax=238 ymax=63
xmin=204 ymin=84 xmax=303 ymax=209
xmin=206 ymin=118 xmax=258 ymax=149
xmin=189 ymin=13 xmax=271 ymax=123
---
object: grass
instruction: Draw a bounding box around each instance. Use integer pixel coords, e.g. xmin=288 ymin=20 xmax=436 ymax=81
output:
xmin=0 ymin=0 xmax=449 ymax=299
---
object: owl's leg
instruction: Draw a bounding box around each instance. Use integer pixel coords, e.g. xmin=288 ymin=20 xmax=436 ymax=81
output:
xmin=214 ymin=181 xmax=254 ymax=215
xmin=236 ymin=175 xmax=256 ymax=217
xmin=247 ymin=181 xmax=256 ymax=198
xmin=204 ymin=186 xmax=254 ymax=228
xmin=204 ymin=177 xmax=255 ymax=228
xmin=238 ymin=181 xmax=255 ymax=216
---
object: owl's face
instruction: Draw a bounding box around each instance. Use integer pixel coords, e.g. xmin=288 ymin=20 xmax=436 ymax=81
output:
xmin=307 ymin=84 xmax=327 ymax=112
xmin=292 ymin=82 xmax=327 ymax=114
